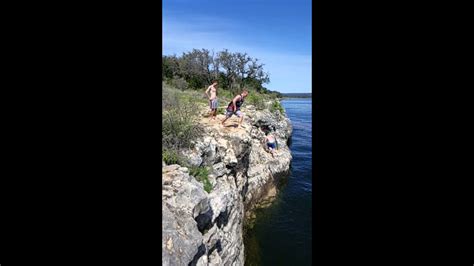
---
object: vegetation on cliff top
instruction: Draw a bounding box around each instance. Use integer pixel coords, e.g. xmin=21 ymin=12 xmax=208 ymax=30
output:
xmin=162 ymin=48 xmax=282 ymax=98
xmin=162 ymin=84 xmax=204 ymax=151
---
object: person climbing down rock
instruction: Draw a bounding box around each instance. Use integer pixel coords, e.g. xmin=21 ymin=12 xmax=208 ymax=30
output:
xmin=263 ymin=130 xmax=278 ymax=158
xmin=205 ymin=80 xmax=219 ymax=121
xmin=221 ymin=89 xmax=249 ymax=128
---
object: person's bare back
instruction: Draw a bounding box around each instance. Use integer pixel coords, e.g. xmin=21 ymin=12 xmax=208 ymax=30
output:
xmin=262 ymin=132 xmax=277 ymax=157
xmin=266 ymin=135 xmax=276 ymax=143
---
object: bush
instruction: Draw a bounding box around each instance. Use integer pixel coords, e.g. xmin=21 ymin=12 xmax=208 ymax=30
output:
xmin=162 ymin=86 xmax=204 ymax=150
xmin=189 ymin=166 xmax=212 ymax=193
xmin=162 ymin=150 xmax=212 ymax=192
xmin=162 ymin=84 xmax=179 ymax=110
xmin=203 ymin=179 xmax=213 ymax=193
xmin=270 ymin=100 xmax=285 ymax=114
xmin=163 ymin=108 xmax=203 ymax=150
xmin=179 ymin=89 xmax=208 ymax=105
xmin=218 ymin=107 xmax=227 ymax=115
xmin=246 ymin=93 xmax=266 ymax=110
xmin=217 ymin=89 xmax=233 ymax=105
xmin=170 ymin=76 xmax=189 ymax=91
xmin=189 ymin=165 xmax=208 ymax=180
xmin=162 ymin=149 xmax=184 ymax=165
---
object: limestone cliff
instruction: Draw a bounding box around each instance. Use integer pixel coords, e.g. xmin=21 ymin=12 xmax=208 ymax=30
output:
xmin=162 ymin=102 xmax=292 ymax=266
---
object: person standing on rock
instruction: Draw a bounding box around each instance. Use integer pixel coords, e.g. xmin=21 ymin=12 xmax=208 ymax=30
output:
xmin=221 ymin=89 xmax=249 ymax=128
xmin=205 ymin=80 xmax=219 ymax=121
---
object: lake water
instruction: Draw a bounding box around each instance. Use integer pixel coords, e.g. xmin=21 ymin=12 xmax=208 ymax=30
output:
xmin=244 ymin=98 xmax=312 ymax=265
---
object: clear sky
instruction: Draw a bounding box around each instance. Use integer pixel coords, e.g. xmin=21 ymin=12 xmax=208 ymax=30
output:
xmin=163 ymin=0 xmax=312 ymax=93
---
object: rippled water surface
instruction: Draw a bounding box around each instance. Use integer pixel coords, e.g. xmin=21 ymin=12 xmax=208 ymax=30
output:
xmin=245 ymin=98 xmax=312 ymax=266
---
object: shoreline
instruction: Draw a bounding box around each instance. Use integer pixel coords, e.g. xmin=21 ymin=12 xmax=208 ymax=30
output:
xmin=281 ymin=97 xmax=312 ymax=100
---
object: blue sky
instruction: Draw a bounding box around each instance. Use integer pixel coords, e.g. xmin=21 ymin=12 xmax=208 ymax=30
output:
xmin=163 ymin=0 xmax=312 ymax=93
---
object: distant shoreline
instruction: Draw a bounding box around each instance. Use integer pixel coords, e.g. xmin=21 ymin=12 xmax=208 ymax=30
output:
xmin=280 ymin=93 xmax=312 ymax=99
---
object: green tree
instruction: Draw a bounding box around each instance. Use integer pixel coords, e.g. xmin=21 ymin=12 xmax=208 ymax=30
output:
xmin=162 ymin=49 xmax=272 ymax=93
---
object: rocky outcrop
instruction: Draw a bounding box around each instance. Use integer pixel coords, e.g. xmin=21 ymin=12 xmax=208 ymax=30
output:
xmin=162 ymin=103 xmax=292 ymax=266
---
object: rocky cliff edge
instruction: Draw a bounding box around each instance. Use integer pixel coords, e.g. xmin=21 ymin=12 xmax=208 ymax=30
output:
xmin=162 ymin=103 xmax=292 ymax=266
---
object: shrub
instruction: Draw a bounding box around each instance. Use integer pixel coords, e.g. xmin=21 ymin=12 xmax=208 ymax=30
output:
xmin=163 ymin=108 xmax=203 ymax=150
xmin=162 ymin=149 xmax=184 ymax=165
xmin=218 ymin=107 xmax=227 ymax=115
xmin=179 ymin=89 xmax=208 ymax=105
xmin=162 ymin=86 xmax=204 ymax=150
xmin=162 ymin=85 xmax=179 ymax=110
xmin=218 ymin=89 xmax=233 ymax=105
xmin=203 ymin=179 xmax=213 ymax=193
xmin=189 ymin=165 xmax=208 ymax=179
xmin=170 ymin=76 xmax=189 ymax=91
xmin=270 ymin=100 xmax=285 ymax=114
xmin=189 ymin=166 xmax=212 ymax=193
xmin=246 ymin=93 xmax=266 ymax=110
xmin=162 ymin=150 xmax=212 ymax=192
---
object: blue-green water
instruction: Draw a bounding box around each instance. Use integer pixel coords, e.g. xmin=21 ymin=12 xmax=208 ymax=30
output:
xmin=245 ymin=98 xmax=312 ymax=265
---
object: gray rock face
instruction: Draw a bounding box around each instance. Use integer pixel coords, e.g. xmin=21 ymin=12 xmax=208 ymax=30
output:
xmin=162 ymin=203 xmax=203 ymax=266
xmin=211 ymin=162 xmax=228 ymax=178
xmin=162 ymin=101 xmax=292 ymax=266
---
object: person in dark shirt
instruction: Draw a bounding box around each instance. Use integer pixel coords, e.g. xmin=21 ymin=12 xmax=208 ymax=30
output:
xmin=221 ymin=89 xmax=249 ymax=128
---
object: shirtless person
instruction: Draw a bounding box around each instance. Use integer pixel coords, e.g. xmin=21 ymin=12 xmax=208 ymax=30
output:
xmin=205 ymin=80 xmax=219 ymax=121
xmin=221 ymin=89 xmax=249 ymax=128
xmin=263 ymin=131 xmax=278 ymax=157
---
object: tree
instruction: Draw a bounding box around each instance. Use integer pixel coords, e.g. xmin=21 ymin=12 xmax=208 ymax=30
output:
xmin=162 ymin=55 xmax=180 ymax=80
xmin=162 ymin=48 xmax=271 ymax=93
xmin=217 ymin=49 xmax=237 ymax=91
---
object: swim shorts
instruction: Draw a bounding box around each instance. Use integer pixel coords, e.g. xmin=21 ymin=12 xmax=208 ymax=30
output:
xmin=225 ymin=110 xmax=243 ymax=118
xmin=210 ymin=99 xmax=218 ymax=110
xmin=267 ymin=142 xmax=276 ymax=149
